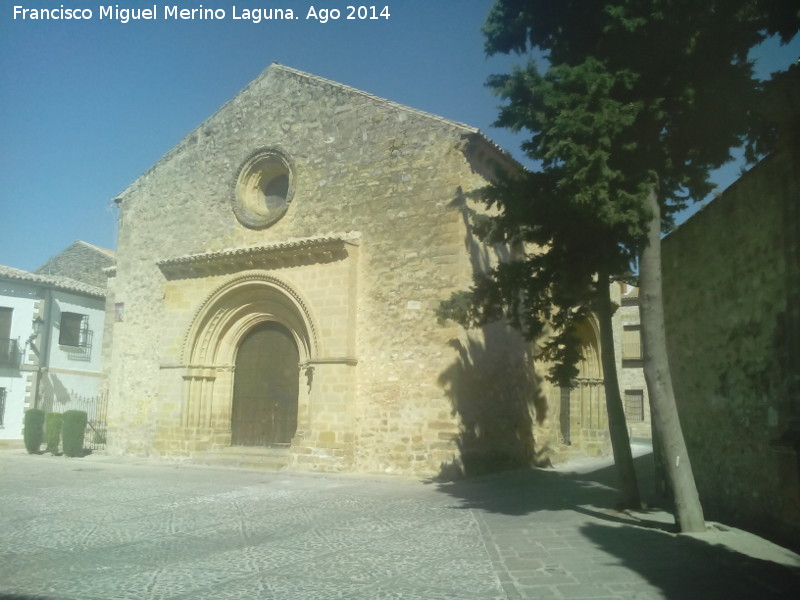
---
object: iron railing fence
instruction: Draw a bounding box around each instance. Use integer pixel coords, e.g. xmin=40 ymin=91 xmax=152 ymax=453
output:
xmin=47 ymin=392 xmax=108 ymax=451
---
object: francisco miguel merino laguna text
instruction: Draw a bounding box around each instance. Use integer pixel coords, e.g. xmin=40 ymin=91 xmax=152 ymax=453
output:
xmin=13 ymin=4 xmax=392 ymax=23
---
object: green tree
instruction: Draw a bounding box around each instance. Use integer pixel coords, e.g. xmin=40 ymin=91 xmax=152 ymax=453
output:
xmin=444 ymin=0 xmax=797 ymax=531
xmin=440 ymin=168 xmax=643 ymax=508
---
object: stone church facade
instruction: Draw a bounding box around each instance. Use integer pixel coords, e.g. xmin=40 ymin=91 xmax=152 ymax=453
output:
xmin=104 ymin=65 xmax=607 ymax=476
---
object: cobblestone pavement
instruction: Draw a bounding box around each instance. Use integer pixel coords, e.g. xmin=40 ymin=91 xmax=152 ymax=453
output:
xmin=1 ymin=449 xmax=798 ymax=599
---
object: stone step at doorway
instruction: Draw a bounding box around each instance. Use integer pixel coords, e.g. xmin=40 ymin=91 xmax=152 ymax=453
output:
xmin=189 ymin=446 xmax=290 ymax=471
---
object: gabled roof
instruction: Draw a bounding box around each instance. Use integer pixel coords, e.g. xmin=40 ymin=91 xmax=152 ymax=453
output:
xmin=115 ymin=64 xmax=519 ymax=199
xmin=272 ymin=64 xmax=479 ymax=132
xmin=0 ymin=264 xmax=106 ymax=298
xmin=73 ymin=240 xmax=115 ymax=259
xmin=258 ymin=65 xmax=519 ymax=170
xmin=34 ymin=240 xmax=116 ymax=290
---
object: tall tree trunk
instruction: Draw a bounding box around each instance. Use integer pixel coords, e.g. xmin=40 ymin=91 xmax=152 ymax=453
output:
xmin=638 ymin=188 xmax=705 ymax=532
xmin=597 ymin=273 xmax=642 ymax=509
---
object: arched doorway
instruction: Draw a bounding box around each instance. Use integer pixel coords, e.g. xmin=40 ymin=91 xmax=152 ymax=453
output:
xmin=558 ymin=317 xmax=604 ymax=447
xmin=231 ymin=321 xmax=300 ymax=446
xmin=180 ymin=273 xmax=317 ymax=451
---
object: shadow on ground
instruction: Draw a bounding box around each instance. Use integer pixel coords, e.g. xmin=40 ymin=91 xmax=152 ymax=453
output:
xmin=581 ymin=520 xmax=800 ymax=599
xmin=433 ymin=452 xmax=666 ymax=524
xmin=434 ymin=452 xmax=800 ymax=599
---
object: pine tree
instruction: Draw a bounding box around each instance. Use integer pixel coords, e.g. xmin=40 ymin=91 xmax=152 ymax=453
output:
xmin=441 ymin=0 xmax=797 ymax=531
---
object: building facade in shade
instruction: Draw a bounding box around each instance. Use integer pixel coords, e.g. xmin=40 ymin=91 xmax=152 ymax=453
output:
xmin=662 ymin=141 xmax=800 ymax=547
xmin=611 ymin=282 xmax=651 ymax=439
xmin=104 ymin=65 xmax=612 ymax=476
xmin=0 ymin=242 xmax=113 ymax=444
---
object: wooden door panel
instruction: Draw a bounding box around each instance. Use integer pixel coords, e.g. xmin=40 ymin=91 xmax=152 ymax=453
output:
xmin=232 ymin=322 xmax=299 ymax=446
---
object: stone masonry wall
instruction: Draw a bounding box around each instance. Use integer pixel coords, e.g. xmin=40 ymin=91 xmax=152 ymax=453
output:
xmin=35 ymin=241 xmax=115 ymax=289
xmin=662 ymin=147 xmax=800 ymax=545
xmin=610 ymin=283 xmax=651 ymax=439
xmin=106 ymin=65 xmax=546 ymax=477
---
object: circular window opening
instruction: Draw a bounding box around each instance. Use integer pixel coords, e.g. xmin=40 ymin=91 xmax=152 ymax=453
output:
xmin=233 ymin=149 xmax=294 ymax=229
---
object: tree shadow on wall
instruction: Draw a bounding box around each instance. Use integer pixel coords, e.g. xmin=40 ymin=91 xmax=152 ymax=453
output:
xmin=436 ymin=186 xmax=551 ymax=479
xmin=38 ymin=373 xmax=71 ymax=413
xmin=437 ymin=328 xmax=549 ymax=479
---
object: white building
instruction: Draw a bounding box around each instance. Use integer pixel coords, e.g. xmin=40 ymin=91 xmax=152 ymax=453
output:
xmin=0 ymin=242 xmax=113 ymax=445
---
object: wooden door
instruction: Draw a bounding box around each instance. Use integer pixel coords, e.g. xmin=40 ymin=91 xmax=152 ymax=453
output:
xmin=231 ymin=322 xmax=299 ymax=446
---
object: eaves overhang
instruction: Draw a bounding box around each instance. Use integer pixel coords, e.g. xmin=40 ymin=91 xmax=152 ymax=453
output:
xmin=0 ymin=265 xmax=106 ymax=299
xmin=156 ymin=233 xmax=360 ymax=280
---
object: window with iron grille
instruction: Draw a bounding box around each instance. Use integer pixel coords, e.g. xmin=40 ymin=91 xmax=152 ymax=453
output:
xmin=0 ymin=308 xmax=20 ymax=367
xmin=625 ymin=389 xmax=645 ymax=422
xmin=0 ymin=307 xmax=11 ymax=339
xmin=59 ymin=312 xmax=89 ymax=347
xmin=0 ymin=388 xmax=6 ymax=427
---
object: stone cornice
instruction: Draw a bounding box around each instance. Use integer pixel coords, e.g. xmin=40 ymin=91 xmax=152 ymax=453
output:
xmin=157 ymin=234 xmax=360 ymax=279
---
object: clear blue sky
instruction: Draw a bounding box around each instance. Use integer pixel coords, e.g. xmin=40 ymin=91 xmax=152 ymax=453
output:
xmin=1 ymin=1 xmax=797 ymax=272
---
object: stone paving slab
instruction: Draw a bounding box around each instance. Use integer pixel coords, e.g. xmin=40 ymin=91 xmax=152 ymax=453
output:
xmin=1 ymin=450 xmax=799 ymax=599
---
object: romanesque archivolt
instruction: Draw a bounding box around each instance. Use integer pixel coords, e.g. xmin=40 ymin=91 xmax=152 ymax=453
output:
xmin=232 ymin=148 xmax=295 ymax=229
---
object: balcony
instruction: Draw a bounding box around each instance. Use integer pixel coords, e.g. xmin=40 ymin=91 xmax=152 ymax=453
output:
xmin=0 ymin=338 xmax=21 ymax=368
